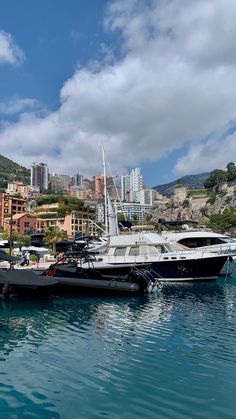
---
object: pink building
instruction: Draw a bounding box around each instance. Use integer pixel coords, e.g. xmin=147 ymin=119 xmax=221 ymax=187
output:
xmin=4 ymin=213 xmax=36 ymax=235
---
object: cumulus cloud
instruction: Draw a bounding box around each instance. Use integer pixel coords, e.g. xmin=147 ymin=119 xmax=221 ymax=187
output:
xmin=0 ymin=30 xmax=25 ymax=65
xmin=0 ymin=0 xmax=236 ymax=179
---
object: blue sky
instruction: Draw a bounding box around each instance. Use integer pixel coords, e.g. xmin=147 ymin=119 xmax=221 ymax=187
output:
xmin=0 ymin=0 xmax=236 ymax=188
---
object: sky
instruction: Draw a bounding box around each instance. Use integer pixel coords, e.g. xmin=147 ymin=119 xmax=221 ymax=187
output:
xmin=0 ymin=0 xmax=236 ymax=188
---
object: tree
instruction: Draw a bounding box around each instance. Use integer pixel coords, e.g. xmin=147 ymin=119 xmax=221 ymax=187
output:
xmin=117 ymin=212 xmax=126 ymax=221
xmin=36 ymin=195 xmax=59 ymax=206
xmin=204 ymin=169 xmax=227 ymax=189
xmin=208 ymin=208 xmax=236 ymax=233
xmin=2 ymin=230 xmax=19 ymax=247
xmin=226 ymin=162 xmax=236 ymax=173
xmin=43 ymin=226 xmax=65 ymax=253
xmin=226 ymin=162 xmax=236 ymax=181
xmin=17 ymin=234 xmax=31 ymax=249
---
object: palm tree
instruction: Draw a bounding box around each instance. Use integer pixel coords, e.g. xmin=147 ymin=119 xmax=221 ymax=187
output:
xmin=43 ymin=226 xmax=65 ymax=254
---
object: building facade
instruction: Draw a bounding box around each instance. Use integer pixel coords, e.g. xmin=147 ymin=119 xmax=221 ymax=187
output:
xmin=6 ymin=181 xmax=40 ymax=199
xmin=0 ymin=194 xmax=27 ymax=228
xmin=71 ymin=173 xmax=83 ymax=187
xmin=31 ymin=162 xmax=49 ymax=192
xmin=64 ymin=210 xmax=97 ymax=237
xmin=116 ymin=202 xmax=153 ymax=222
xmin=138 ymin=188 xmax=156 ymax=205
xmin=4 ymin=213 xmax=36 ymax=235
xmin=121 ymin=168 xmax=144 ymax=202
xmin=93 ymin=174 xmax=114 ymax=201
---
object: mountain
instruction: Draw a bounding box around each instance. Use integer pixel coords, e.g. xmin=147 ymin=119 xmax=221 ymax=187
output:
xmin=152 ymin=172 xmax=210 ymax=197
xmin=0 ymin=155 xmax=30 ymax=189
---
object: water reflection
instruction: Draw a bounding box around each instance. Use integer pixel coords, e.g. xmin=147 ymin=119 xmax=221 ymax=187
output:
xmin=0 ymin=277 xmax=235 ymax=418
xmin=0 ymin=278 xmax=235 ymax=361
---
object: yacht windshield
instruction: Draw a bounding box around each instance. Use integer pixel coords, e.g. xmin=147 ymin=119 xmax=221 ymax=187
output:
xmin=219 ymin=237 xmax=236 ymax=243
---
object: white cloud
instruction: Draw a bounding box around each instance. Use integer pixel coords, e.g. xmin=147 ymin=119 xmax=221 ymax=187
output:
xmin=0 ymin=30 xmax=25 ymax=65
xmin=0 ymin=98 xmax=43 ymax=115
xmin=0 ymin=0 xmax=236 ymax=179
xmin=175 ymin=129 xmax=236 ymax=175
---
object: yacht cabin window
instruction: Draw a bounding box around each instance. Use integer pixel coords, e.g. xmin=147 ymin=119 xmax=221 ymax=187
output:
xmin=114 ymin=247 xmax=127 ymax=256
xmin=129 ymin=246 xmax=139 ymax=256
xmin=178 ymin=237 xmax=232 ymax=248
xmin=154 ymin=245 xmax=170 ymax=253
xmin=139 ymin=245 xmax=149 ymax=255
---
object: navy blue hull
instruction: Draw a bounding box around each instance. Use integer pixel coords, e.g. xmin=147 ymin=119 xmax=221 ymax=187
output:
xmin=94 ymin=255 xmax=229 ymax=281
xmin=150 ymin=256 xmax=228 ymax=280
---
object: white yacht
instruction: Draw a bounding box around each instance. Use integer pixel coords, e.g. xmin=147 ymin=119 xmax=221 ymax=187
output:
xmin=81 ymin=231 xmax=232 ymax=282
xmin=159 ymin=220 xmax=236 ymax=256
xmin=157 ymin=220 xmax=236 ymax=276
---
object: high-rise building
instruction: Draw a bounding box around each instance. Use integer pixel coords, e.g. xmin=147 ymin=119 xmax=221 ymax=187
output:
xmin=31 ymin=163 xmax=49 ymax=192
xmin=138 ymin=188 xmax=156 ymax=205
xmin=93 ymin=174 xmax=114 ymax=200
xmin=121 ymin=168 xmax=143 ymax=202
xmin=71 ymin=173 xmax=83 ymax=187
xmin=51 ymin=173 xmax=71 ymax=189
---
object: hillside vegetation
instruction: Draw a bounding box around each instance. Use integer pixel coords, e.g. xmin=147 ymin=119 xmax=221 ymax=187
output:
xmin=0 ymin=155 xmax=30 ymax=189
xmin=203 ymin=162 xmax=236 ymax=188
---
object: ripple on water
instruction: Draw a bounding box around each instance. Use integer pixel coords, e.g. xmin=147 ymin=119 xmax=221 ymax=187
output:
xmin=0 ymin=280 xmax=235 ymax=418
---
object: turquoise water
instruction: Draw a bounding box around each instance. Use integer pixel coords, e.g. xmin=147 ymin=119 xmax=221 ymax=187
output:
xmin=0 ymin=275 xmax=236 ymax=418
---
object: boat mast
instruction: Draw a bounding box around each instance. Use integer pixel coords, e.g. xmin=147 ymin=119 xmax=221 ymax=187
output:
xmin=102 ymin=146 xmax=108 ymax=236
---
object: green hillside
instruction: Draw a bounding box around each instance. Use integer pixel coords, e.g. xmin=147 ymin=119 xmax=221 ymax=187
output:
xmin=0 ymin=155 xmax=30 ymax=189
xmin=153 ymin=172 xmax=210 ymax=197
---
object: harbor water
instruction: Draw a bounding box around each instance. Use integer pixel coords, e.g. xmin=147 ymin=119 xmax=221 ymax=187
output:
xmin=0 ymin=274 xmax=236 ymax=418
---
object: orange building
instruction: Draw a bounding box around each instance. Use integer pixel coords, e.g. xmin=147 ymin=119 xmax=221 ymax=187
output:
xmin=35 ymin=216 xmax=65 ymax=233
xmin=64 ymin=210 xmax=97 ymax=238
xmin=34 ymin=211 xmax=96 ymax=238
xmin=0 ymin=194 xmax=27 ymax=228
xmin=4 ymin=213 xmax=36 ymax=235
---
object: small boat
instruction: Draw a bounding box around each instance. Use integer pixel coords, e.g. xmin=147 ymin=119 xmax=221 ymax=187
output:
xmin=0 ymin=252 xmax=160 ymax=298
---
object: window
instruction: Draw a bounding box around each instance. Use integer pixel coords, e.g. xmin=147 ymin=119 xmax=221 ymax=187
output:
xmin=129 ymin=246 xmax=139 ymax=256
xmin=114 ymin=247 xmax=127 ymax=256
xmin=155 ymin=245 xmax=169 ymax=253
xmin=179 ymin=238 xmax=199 ymax=248
xmin=179 ymin=237 xmax=230 ymax=248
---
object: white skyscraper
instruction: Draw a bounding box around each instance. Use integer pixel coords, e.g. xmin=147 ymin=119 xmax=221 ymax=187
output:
xmin=121 ymin=168 xmax=143 ymax=202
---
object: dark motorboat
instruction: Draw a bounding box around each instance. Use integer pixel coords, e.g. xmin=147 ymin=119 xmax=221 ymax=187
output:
xmin=0 ymin=252 xmax=160 ymax=298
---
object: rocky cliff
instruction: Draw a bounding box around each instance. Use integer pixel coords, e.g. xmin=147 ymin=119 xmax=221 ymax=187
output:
xmin=145 ymin=181 xmax=236 ymax=234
